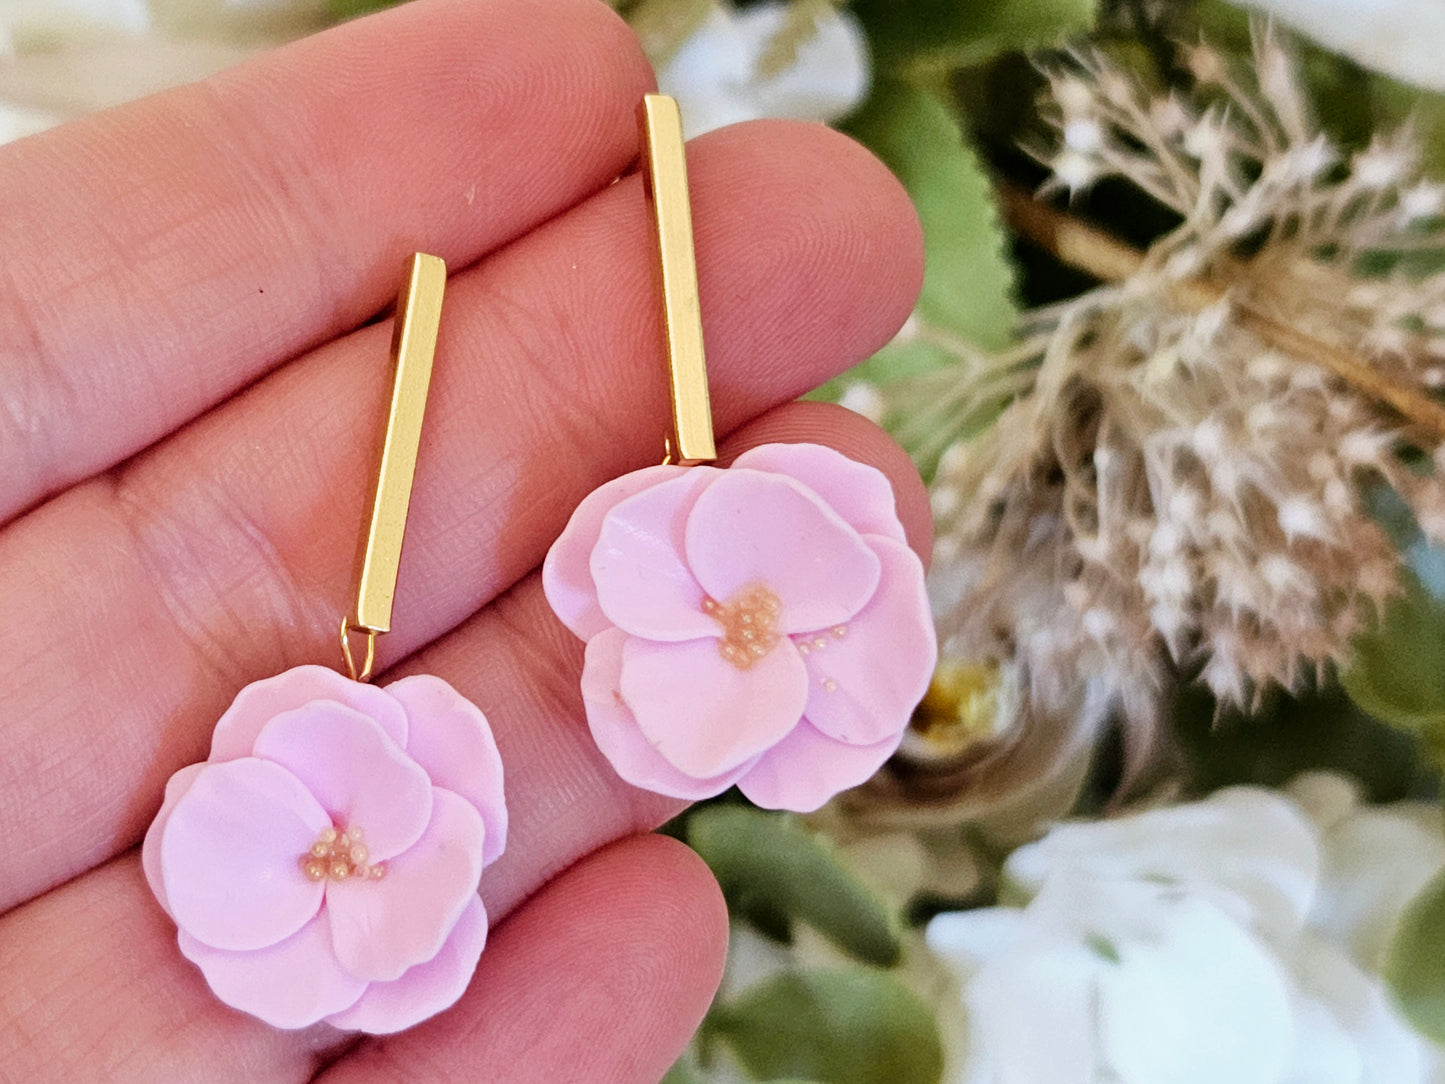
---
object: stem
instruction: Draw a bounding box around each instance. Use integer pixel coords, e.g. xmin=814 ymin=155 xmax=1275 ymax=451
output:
xmin=998 ymin=185 xmax=1445 ymax=442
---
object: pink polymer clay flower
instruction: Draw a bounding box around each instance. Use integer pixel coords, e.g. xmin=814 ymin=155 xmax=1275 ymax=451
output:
xmin=543 ymin=442 xmax=937 ymax=812
xmin=142 ymin=666 xmax=506 ymax=1033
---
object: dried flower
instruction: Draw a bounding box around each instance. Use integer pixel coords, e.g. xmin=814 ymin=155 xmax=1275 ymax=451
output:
xmin=893 ymin=26 xmax=1445 ymax=735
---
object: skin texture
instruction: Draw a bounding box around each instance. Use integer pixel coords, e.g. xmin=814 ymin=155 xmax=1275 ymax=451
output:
xmin=0 ymin=1 xmax=928 ymax=1081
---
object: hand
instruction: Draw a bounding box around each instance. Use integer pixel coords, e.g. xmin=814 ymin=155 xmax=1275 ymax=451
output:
xmin=0 ymin=1 xmax=927 ymax=1080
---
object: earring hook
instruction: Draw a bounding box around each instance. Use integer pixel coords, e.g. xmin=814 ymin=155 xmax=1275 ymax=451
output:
xmin=638 ymin=94 xmax=717 ymax=467
xmin=341 ymin=251 xmax=447 ymax=681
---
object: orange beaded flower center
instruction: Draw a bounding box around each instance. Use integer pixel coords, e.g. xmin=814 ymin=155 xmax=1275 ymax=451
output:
xmin=703 ymin=584 xmax=783 ymax=670
xmin=299 ymin=825 xmax=386 ymax=883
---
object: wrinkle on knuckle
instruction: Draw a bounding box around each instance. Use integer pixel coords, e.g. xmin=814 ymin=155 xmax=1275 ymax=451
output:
xmin=103 ymin=450 xmax=315 ymax=692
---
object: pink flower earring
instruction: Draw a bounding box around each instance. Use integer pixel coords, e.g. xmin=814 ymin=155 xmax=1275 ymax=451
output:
xmin=143 ymin=256 xmax=506 ymax=1033
xmin=542 ymin=96 xmax=937 ymax=813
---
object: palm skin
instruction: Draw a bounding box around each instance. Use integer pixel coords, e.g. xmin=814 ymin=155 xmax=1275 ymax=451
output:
xmin=0 ymin=1 xmax=929 ymax=1080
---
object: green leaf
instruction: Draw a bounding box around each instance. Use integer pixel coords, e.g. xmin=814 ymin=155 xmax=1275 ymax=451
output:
xmin=709 ymin=969 xmax=944 ymax=1084
xmin=845 ymin=80 xmax=1017 ymax=355
xmin=853 ymin=0 xmax=1096 ymax=76
xmin=1386 ymin=865 xmax=1445 ymax=1042
xmin=687 ymin=806 xmax=901 ymax=967
xmin=659 ymin=1057 xmax=706 ymax=1084
xmin=1343 ymin=563 xmax=1445 ymax=736
xmin=818 ymin=80 xmax=1017 ymax=404
xmin=327 ymin=0 xmax=405 ymax=20
xmin=1171 ymin=684 xmax=1430 ymax=803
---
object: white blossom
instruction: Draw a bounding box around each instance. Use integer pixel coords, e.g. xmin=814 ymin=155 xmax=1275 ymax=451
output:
xmin=928 ymin=877 xmax=1295 ymax=1084
xmin=656 ymin=1 xmax=869 ymax=137
xmin=1238 ymin=0 xmax=1445 ymax=92
xmin=927 ymin=780 xmax=1444 ymax=1084
xmin=0 ymin=0 xmax=324 ymax=144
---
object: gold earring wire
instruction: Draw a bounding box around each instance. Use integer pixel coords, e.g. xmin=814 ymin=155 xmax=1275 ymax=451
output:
xmin=340 ymin=252 xmax=448 ymax=682
xmin=638 ymin=94 xmax=717 ymax=467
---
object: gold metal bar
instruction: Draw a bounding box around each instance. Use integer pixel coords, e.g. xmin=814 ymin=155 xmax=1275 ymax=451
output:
xmin=351 ymin=252 xmax=447 ymax=636
xmin=638 ymin=93 xmax=716 ymax=465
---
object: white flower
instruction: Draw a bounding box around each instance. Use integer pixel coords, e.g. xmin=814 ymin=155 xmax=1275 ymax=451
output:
xmin=1280 ymin=933 xmax=1429 ymax=1084
xmin=1238 ymin=0 xmax=1445 ymax=92
xmin=1288 ymin=773 xmax=1445 ymax=972
xmin=656 ymin=1 xmax=869 ymax=137
xmin=928 ymin=877 xmax=1295 ymax=1084
xmin=928 ymin=782 xmax=1442 ymax=1083
xmin=0 ymin=0 xmax=324 ymax=145
xmin=1004 ymin=787 xmax=1320 ymax=940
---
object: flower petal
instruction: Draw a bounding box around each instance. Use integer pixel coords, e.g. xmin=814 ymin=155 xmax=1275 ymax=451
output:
xmin=178 ymin=911 xmax=366 ymax=1030
xmin=731 ymin=443 xmax=907 ymax=542
xmin=543 ymin=464 xmax=688 ymax=640
xmin=143 ymin=762 xmax=204 ymax=916
xmin=590 ymin=468 xmax=721 ymax=641
xmin=737 ymin=719 xmax=900 ymax=812
xmin=252 ymin=702 xmax=433 ymax=863
xmin=325 ymin=788 xmax=484 ymax=983
xmin=1004 ymin=787 xmax=1321 ymax=942
xmin=210 ymin=665 xmax=409 ymax=761
xmin=795 ymin=536 xmax=936 ymax=745
xmin=324 ymin=895 xmax=488 ymax=1034
xmin=161 ymin=758 xmax=328 ymax=951
xmin=685 ymin=469 xmax=880 ymax=634
xmin=385 ymin=675 xmax=508 ymax=867
xmin=581 ymin=629 xmax=755 ymax=799
xmin=619 ymin=635 xmax=808 ymax=776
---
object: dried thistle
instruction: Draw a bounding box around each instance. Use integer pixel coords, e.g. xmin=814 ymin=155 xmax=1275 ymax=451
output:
xmin=890 ymin=24 xmax=1445 ymax=738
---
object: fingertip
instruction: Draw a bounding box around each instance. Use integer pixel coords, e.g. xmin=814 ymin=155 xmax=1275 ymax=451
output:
xmin=721 ymin=400 xmax=934 ymax=563
xmin=624 ymin=833 xmax=730 ymax=1004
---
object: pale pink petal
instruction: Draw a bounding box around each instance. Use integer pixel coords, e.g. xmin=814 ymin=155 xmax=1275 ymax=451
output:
xmin=324 ymin=895 xmax=488 ymax=1034
xmin=385 ymin=674 xmax=508 ymax=867
xmin=161 ymin=758 xmax=328 ymax=951
xmin=143 ymin=762 xmax=204 ymax=916
xmin=732 ymin=443 xmax=908 ymax=542
xmin=543 ymin=465 xmax=688 ymax=640
xmin=685 ymin=470 xmax=880 ymax=634
xmin=325 ymin=788 xmax=484 ymax=983
xmin=581 ymin=629 xmax=755 ymax=800
xmin=590 ymin=469 xmax=722 ymax=641
xmin=619 ymin=636 xmax=808 ymax=777
xmin=178 ymin=910 xmax=366 ymax=1030
xmin=737 ymin=719 xmax=902 ymax=813
xmin=252 ymin=703 xmax=432 ymax=863
xmin=210 ymin=665 xmax=409 ymax=761
xmin=796 ymin=536 xmax=937 ymax=745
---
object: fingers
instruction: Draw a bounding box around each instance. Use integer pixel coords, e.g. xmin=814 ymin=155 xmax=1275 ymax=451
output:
xmin=0 ymin=120 xmax=922 ymax=911
xmin=0 ymin=409 xmax=914 ymax=1083
xmin=0 ymin=837 xmax=726 ymax=1084
xmin=0 ymin=0 xmax=654 ymax=520
xmin=0 ymin=857 xmax=347 ymax=1083
xmin=318 ymin=835 xmax=727 ymax=1084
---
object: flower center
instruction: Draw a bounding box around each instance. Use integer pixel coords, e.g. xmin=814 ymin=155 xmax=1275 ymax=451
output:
xmin=299 ymin=825 xmax=386 ymax=883
xmin=703 ymin=584 xmax=782 ymax=670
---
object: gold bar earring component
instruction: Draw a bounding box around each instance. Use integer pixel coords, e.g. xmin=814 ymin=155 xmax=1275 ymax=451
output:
xmin=638 ymin=93 xmax=716 ymax=466
xmin=146 ymin=247 xmax=509 ymax=1036
xmin=341 ymin=251 xmax=448 ymax=681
